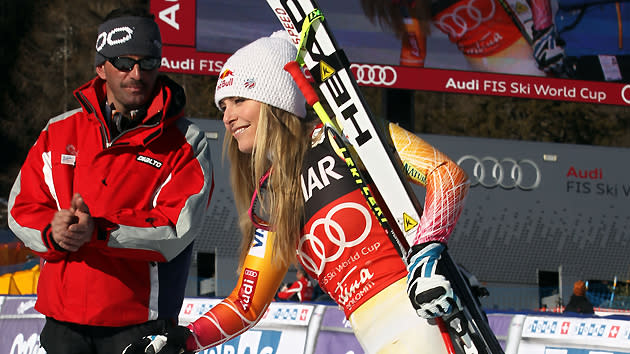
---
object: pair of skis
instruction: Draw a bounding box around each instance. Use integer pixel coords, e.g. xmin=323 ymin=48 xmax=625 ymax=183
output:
xmin=266 ymin=1 xmax=503 ymax=353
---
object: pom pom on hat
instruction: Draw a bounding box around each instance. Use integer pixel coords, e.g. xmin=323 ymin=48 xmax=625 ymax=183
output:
xmin=214 ymin=31 xmax=307 ymax=118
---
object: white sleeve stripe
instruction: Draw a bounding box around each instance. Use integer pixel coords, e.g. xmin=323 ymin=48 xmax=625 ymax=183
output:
xmin=152 ymin=172 xmax=172 ymax=208
xmin=42 ymin=151 xmax=60 ymax=211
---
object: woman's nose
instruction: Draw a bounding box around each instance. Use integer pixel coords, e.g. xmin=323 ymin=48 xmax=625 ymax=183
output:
xmin=222 ymin=105 xmax=235 ymax=125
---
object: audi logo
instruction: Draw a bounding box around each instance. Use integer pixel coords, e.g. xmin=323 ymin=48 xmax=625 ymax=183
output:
xmin=298 ymin=202 xmax=372 ymax=276
xmin=457 ymin=155 xmax=541 ymax=190
xmin=434 ymin=0 xmax=496 ymax=39
xmin=350 ymin=64 xmax=397 ymax=86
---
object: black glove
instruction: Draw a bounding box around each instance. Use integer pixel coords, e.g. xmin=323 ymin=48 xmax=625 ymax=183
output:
xmin=406 ymin=242 xmax=458 ymax=318
xmin=532 ymin=25 xmax=565 ymax=75
xmin=122 ymin=326 xmax=193 ymax=354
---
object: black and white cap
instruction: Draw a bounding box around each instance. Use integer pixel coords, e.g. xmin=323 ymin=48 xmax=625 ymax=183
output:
xmin=94 ymin=16 xmax=162 ymax=67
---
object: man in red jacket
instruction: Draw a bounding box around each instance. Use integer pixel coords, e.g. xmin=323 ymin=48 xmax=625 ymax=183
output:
xmin=7 ymin=7 xmax=214 ymax=354
xmin=276 ymin=267 xmax=314 ymax=302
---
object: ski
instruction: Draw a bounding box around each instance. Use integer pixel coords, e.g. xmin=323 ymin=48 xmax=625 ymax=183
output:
xmin=285 ymin=60 xmax=461 ymax=354
xmin=267 ymin=1 xmax=504 ymax=353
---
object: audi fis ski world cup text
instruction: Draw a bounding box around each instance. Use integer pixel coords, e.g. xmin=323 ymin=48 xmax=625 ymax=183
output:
xmin=566 ymin=166 xmax=630 ymax=198
xmin=446 ymin=78 xmax=608 ymax=102
xmin=156 ymin=0 xmax=225 ymax=76
xmin=160 ymin=57 xmax=224 ymax=73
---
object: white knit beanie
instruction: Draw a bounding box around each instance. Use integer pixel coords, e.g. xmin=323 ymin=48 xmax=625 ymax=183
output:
xmin=214 ymin=31 xmax=307 ymax=118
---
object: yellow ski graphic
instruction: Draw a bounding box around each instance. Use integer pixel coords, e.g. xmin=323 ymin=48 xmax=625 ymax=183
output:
xmin=320 ymin=61 xmax=335 ymax=81
xmin=403 ymin=212 xmax=418 ymax=232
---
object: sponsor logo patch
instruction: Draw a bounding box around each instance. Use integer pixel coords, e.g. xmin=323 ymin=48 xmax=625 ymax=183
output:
xmin=136 ymin=155 xmax=163 ymax=169
xmin=248 ymin=229 xmax=268 ymax=259
xmin=61 ymin=154 xmax=76 ymax=166
xmin=238 ymin=268 xmax=259 ymax=312
xmin=244 ymin=78 xmax=256 ymax=88
xmin=217 ymin=69 xmax=235 ymax=90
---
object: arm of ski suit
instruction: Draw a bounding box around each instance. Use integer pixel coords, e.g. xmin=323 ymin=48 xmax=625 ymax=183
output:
xmin=8 ymin=115 xmax=213 ymax=262
xmin=388 ymin=123 xmax=469 ymax=246
xmin=123 ymin=230 xmax=287 ymax=353
xmin=388 ymin=123 xmax=470 ymax=318
xmin=528 ymin=0 xmax=565 ymax=74
xmin=185 ymin=230 xmax=287 ymax=352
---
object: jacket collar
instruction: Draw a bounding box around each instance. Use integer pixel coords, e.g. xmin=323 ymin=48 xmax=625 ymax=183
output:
xmin=73 ymin=75 xmax=186 ymax=146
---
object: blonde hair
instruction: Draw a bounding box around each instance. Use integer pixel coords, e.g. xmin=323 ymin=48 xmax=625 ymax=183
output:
xmin=224 ymin=103 xmax=316 ymax=269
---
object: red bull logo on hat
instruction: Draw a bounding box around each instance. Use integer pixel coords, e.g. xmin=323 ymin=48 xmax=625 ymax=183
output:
xmin=217 ymin=69 xmax=235 ymax=90
xmin=219 ymin=69 xmax=234 ymax=79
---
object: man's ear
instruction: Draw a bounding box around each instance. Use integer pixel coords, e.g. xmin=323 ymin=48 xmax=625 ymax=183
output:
xmin=96 ymin=64 xmax=106 ymax=80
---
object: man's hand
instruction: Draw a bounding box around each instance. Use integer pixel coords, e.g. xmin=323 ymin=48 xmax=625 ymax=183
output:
xmin=406 ymin=242 xmax=458 ymax=318
xmin=532 ymin=25 xmax=565 ymax=75
xmin=123 ymin=326 xmax=192 ymax=354
xmin=50 ymin=193 xmax=94 ymax=251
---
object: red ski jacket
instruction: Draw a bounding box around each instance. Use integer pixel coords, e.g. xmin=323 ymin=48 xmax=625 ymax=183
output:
xmin=276 ymin=276 xmax=314 ymax=302
xmin=8 ymin=75 xmax=214 ymax=327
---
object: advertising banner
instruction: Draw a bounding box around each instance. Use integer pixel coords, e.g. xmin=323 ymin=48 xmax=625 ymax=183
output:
xmin=2 ymin=296 xmax=630 ymax=354
xmin=0 ymin=296 xmax=45 ymax=354
xmin=0 ymin=317 xmax=45 ymax=354
xmin=513 ymin=314 xmax=630 ymax=353
xmin=150 ymin=0 xmax=195 ymax=47
xmin=179 ymin=298 xmax=314 ymax=354
xmin=0 ymin=296 xmax=40 ymax=317
xmin=179 ymin=298 xmax=314 ymax=327
xmin=313 ymin=306 xmax=364 ymax=354
xmin=196 ymin=328 xmax=304 ymax=354
xmin=150 ymin=0 xmax=630 ymax=106
xmin=487 ymin=313 xmax=516 ymax=348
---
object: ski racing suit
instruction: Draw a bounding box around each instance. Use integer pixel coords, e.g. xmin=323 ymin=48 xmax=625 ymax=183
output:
xmin=431 ymin=0 xmax=524 ymax=58
xmin=8 ymin=75 xmax=214 ymax=327
xmin=184 ymin=123 xmax=469 ymax=353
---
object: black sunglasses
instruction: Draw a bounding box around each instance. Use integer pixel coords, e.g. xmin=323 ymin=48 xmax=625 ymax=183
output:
xmin=106 ymin=56 xmax=161 ymax=71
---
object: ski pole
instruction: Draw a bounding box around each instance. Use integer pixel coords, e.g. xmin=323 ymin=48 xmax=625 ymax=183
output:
xmin=610 ymin=276 xmax=617 ymax=307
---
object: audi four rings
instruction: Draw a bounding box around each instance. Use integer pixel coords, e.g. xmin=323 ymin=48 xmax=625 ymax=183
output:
xmin=433 ymin=0 xmax=497 ymax=38
xmin=457 ymin=155 xmax=541 ymax=190
xmin=350 ymin=64 xmax=397 ymax=86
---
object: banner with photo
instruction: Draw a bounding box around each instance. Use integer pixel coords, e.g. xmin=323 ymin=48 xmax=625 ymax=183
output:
xmin=150 ymin=0 xmax=630 ymax=106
